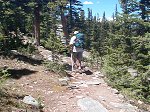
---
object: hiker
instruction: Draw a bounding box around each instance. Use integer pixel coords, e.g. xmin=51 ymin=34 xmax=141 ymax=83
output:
xmin=69 ymin=30 xmax=85 ymax=71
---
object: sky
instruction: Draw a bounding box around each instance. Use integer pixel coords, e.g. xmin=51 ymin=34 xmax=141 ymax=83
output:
xmin=79 ymin=0 xmax=122 ymax=20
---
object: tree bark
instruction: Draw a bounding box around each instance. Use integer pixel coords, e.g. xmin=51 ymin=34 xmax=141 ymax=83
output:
xmin=33 ymin=5 xmax=40 ymax=46
xmin=60 ymin=7 xmax=69 ymax=45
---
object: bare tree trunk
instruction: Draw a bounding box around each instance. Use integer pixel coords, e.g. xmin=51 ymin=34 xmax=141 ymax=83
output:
xmin=60 ymin=7 xmax=69 ymax=45
xmin=33 ymin=6 xmax=40 ymax=46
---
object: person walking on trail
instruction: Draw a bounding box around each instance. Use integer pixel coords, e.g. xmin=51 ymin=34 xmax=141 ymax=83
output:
xmin=69 ymin=30 xmax=85 ymax=71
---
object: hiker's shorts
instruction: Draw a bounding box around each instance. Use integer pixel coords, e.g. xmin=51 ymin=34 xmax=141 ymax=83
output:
xmin=72 ymin=52 xmax=83 ymax=61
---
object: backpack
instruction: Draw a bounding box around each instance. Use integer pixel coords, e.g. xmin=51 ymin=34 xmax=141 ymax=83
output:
xmin=74 ymin=33 xmax=85 ymax=48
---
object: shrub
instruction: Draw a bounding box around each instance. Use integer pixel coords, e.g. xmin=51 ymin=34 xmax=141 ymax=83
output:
xmin=43 ymin=61 xmax=67 ymax=77
xmin=0 ymin=69 xmax=10 ymax=86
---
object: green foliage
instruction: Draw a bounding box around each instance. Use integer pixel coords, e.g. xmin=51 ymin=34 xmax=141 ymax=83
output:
xmin=0 ymin=33 xmax=5 ymax=51
xmin=86 ymin=6 xmax=150 ymax=103
xmin=0 ymin=69 xmax=10 ymax=85
xmin=101 ymin=19 xmax=150 ymax=103
xmin=43 ymin=61 xmax=67 ymax=77
xmin=0 ymin=33 xmax=4 ymax=41
xmin=43 ymin=31 xmax=66 ymax=53
xmin=0 ymin=0 xmax=149 ymax=105
xmin=0 ymin=35 xmax=22 ymax=51
xmin=17 ymin=44 xmax=38 ymax=55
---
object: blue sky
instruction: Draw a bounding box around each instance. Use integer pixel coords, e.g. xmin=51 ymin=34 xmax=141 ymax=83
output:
xmin=79 ymin=0 xmax=122 ymax=20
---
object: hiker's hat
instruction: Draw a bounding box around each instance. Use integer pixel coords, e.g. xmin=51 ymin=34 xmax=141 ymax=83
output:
xmin=74 ymin=31 xmax=79 ymax=35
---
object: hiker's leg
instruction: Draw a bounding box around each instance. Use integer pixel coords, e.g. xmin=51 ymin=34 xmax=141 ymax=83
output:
xmin=77 ymin=52 xmax=83 ymax=69
xmin=72 ymin=52 xmax=77 ymax=68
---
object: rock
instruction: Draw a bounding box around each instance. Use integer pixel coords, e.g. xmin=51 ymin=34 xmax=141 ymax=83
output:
xmin=11 ymin=50 xmax=18 ymax=54
xmin=58 ymin=77 xmax=69 ymax=86
xmin=83 ymin=68 xmax=93 ymax=75
xmin=86 ymin=80 xmax=102 ymax=85
xmin=84 ymin=67 xmax=92 ymax=71
xmin=79 ymin=84 xmax=88 ymax=87
xmin=47 ymin=56 xmax=53 ymax=61
xmin=29 ymin=86 xmax=33 ymax=88
xmin=77 ymin=97 xmax=108 ymax=112
xmin=118 ymin=94 xmax=124 ymax=99
xmin=138 ymin=100 xmax=143 ymax=105
xmin=83 ymin=51 xmax=91 ymax=59
xmin=93 ymin=71 xmax=104 ymax=78
xmin=33 ymin=81 xmax=37 ymax=84
xmin=68 ymin=85 xmax=79 ymax=89
xmin=109 ymin=102 xmax=137 ymax=112
xmin=23 ymin=95 xmax=39 ymax=107
xmin=72 ymin=80 xmax=85 ymax=84
xmin=111 ymin=88 xmax=119 ymax=94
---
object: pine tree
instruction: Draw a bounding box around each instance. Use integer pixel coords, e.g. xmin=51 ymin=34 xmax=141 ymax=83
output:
xmin=139 ymin=0 xmax=150 ymax=21
xmin=119 ymin=0 xmax=128 ymax=14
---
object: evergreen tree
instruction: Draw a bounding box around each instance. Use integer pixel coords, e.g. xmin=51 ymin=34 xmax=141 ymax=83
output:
xmin=119 ymin=0 xmax=128 ymax=14
xmin=84 ymin=8 xmax=93 ymax=49
xmin=139 ymin=0 xmax=150 ymax=21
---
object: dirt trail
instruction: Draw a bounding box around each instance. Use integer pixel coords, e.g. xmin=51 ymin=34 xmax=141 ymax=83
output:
xmin=0 ymin=47 xmax=144 ymax=112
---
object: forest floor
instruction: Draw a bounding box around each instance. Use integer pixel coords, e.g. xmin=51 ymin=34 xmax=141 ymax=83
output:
xmin=0 ymin=46 xmax=149 ymax=112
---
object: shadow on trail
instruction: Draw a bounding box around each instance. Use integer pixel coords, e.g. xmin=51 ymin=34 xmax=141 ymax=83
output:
xmin=0 ymin=51 xmax=43 ymax=65
xmin=11 ymin=53 xmax=43 ymax=65
xmin=7 ymin=68 xmax=37 ymax=79
xmin=63 ymin=63 xmax=72 ymax=71
xmin=63 ymin=63 xmax=93 ymax=75
xmin=83 ymin=70 xmax=93 ymax=75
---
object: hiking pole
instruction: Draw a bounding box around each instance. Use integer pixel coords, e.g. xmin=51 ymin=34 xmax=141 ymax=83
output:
xmin=71 ymin=52 xmax=74 ymax=71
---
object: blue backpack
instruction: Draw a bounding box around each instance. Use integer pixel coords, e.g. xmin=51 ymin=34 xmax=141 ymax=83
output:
xmin=74 ymin=33 xmax=85 ymax=48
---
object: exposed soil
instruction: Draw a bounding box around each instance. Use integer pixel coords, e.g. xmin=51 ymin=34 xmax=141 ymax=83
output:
xmin=0 ymin=48 xmax=149 ymax=112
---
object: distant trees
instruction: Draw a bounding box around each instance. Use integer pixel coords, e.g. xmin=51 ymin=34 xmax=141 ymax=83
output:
xmin=83 ymin=0 xmax=150 ymax=103
xmin=119 ymin=0 xmax=150 ymax=21
xmin=0 ymin=0 xmax=150 ymax=104
xmin=0 ymin=0 xmax=83 ymax=49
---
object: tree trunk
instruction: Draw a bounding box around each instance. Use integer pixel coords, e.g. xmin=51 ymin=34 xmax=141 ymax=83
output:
xmin=60 ymin=7 xmax=69 ymax=45
xmin=33 ymin=6 xmax=40 ymax=46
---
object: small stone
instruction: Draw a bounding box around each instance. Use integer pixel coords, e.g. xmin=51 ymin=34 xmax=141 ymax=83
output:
xmin=12 ymin=88 xmax=16 ymax=91
xmin=68 ymin=85 xmax=79 ymax=89
xmin=79 ymin=84 xmax=88 ymax=87
xmin=138 ymin=100 xmax=143 ymax=105
xmin=118 ymin=94 xmax=124 ymax=99
xmin=33 ymin=81 xmax=37 ymax=84
xmin=21 ymin=84 xmax=24 ymax=86
xmin=86 ymin=80 xmax=102 ymax=85
xmin=111 ymin=88 xmax=119 ymax=94
xmin=59 ymin=78 xmax=69 ymax=86
xmin=93 ymin=71 xmax=104 ymax=78
xmin=23 ymin=95 xmax=39 ymax=107
xmin=29 ymin=86 xmax=33 ymax=88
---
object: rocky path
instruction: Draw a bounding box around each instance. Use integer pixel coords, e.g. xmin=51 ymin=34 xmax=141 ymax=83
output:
xmin=1 ymin=47 xmax=143 ymax=112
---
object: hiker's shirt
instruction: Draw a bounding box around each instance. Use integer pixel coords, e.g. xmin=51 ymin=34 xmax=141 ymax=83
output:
xmin=69 ymin=36 xmax=84 ymax=52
